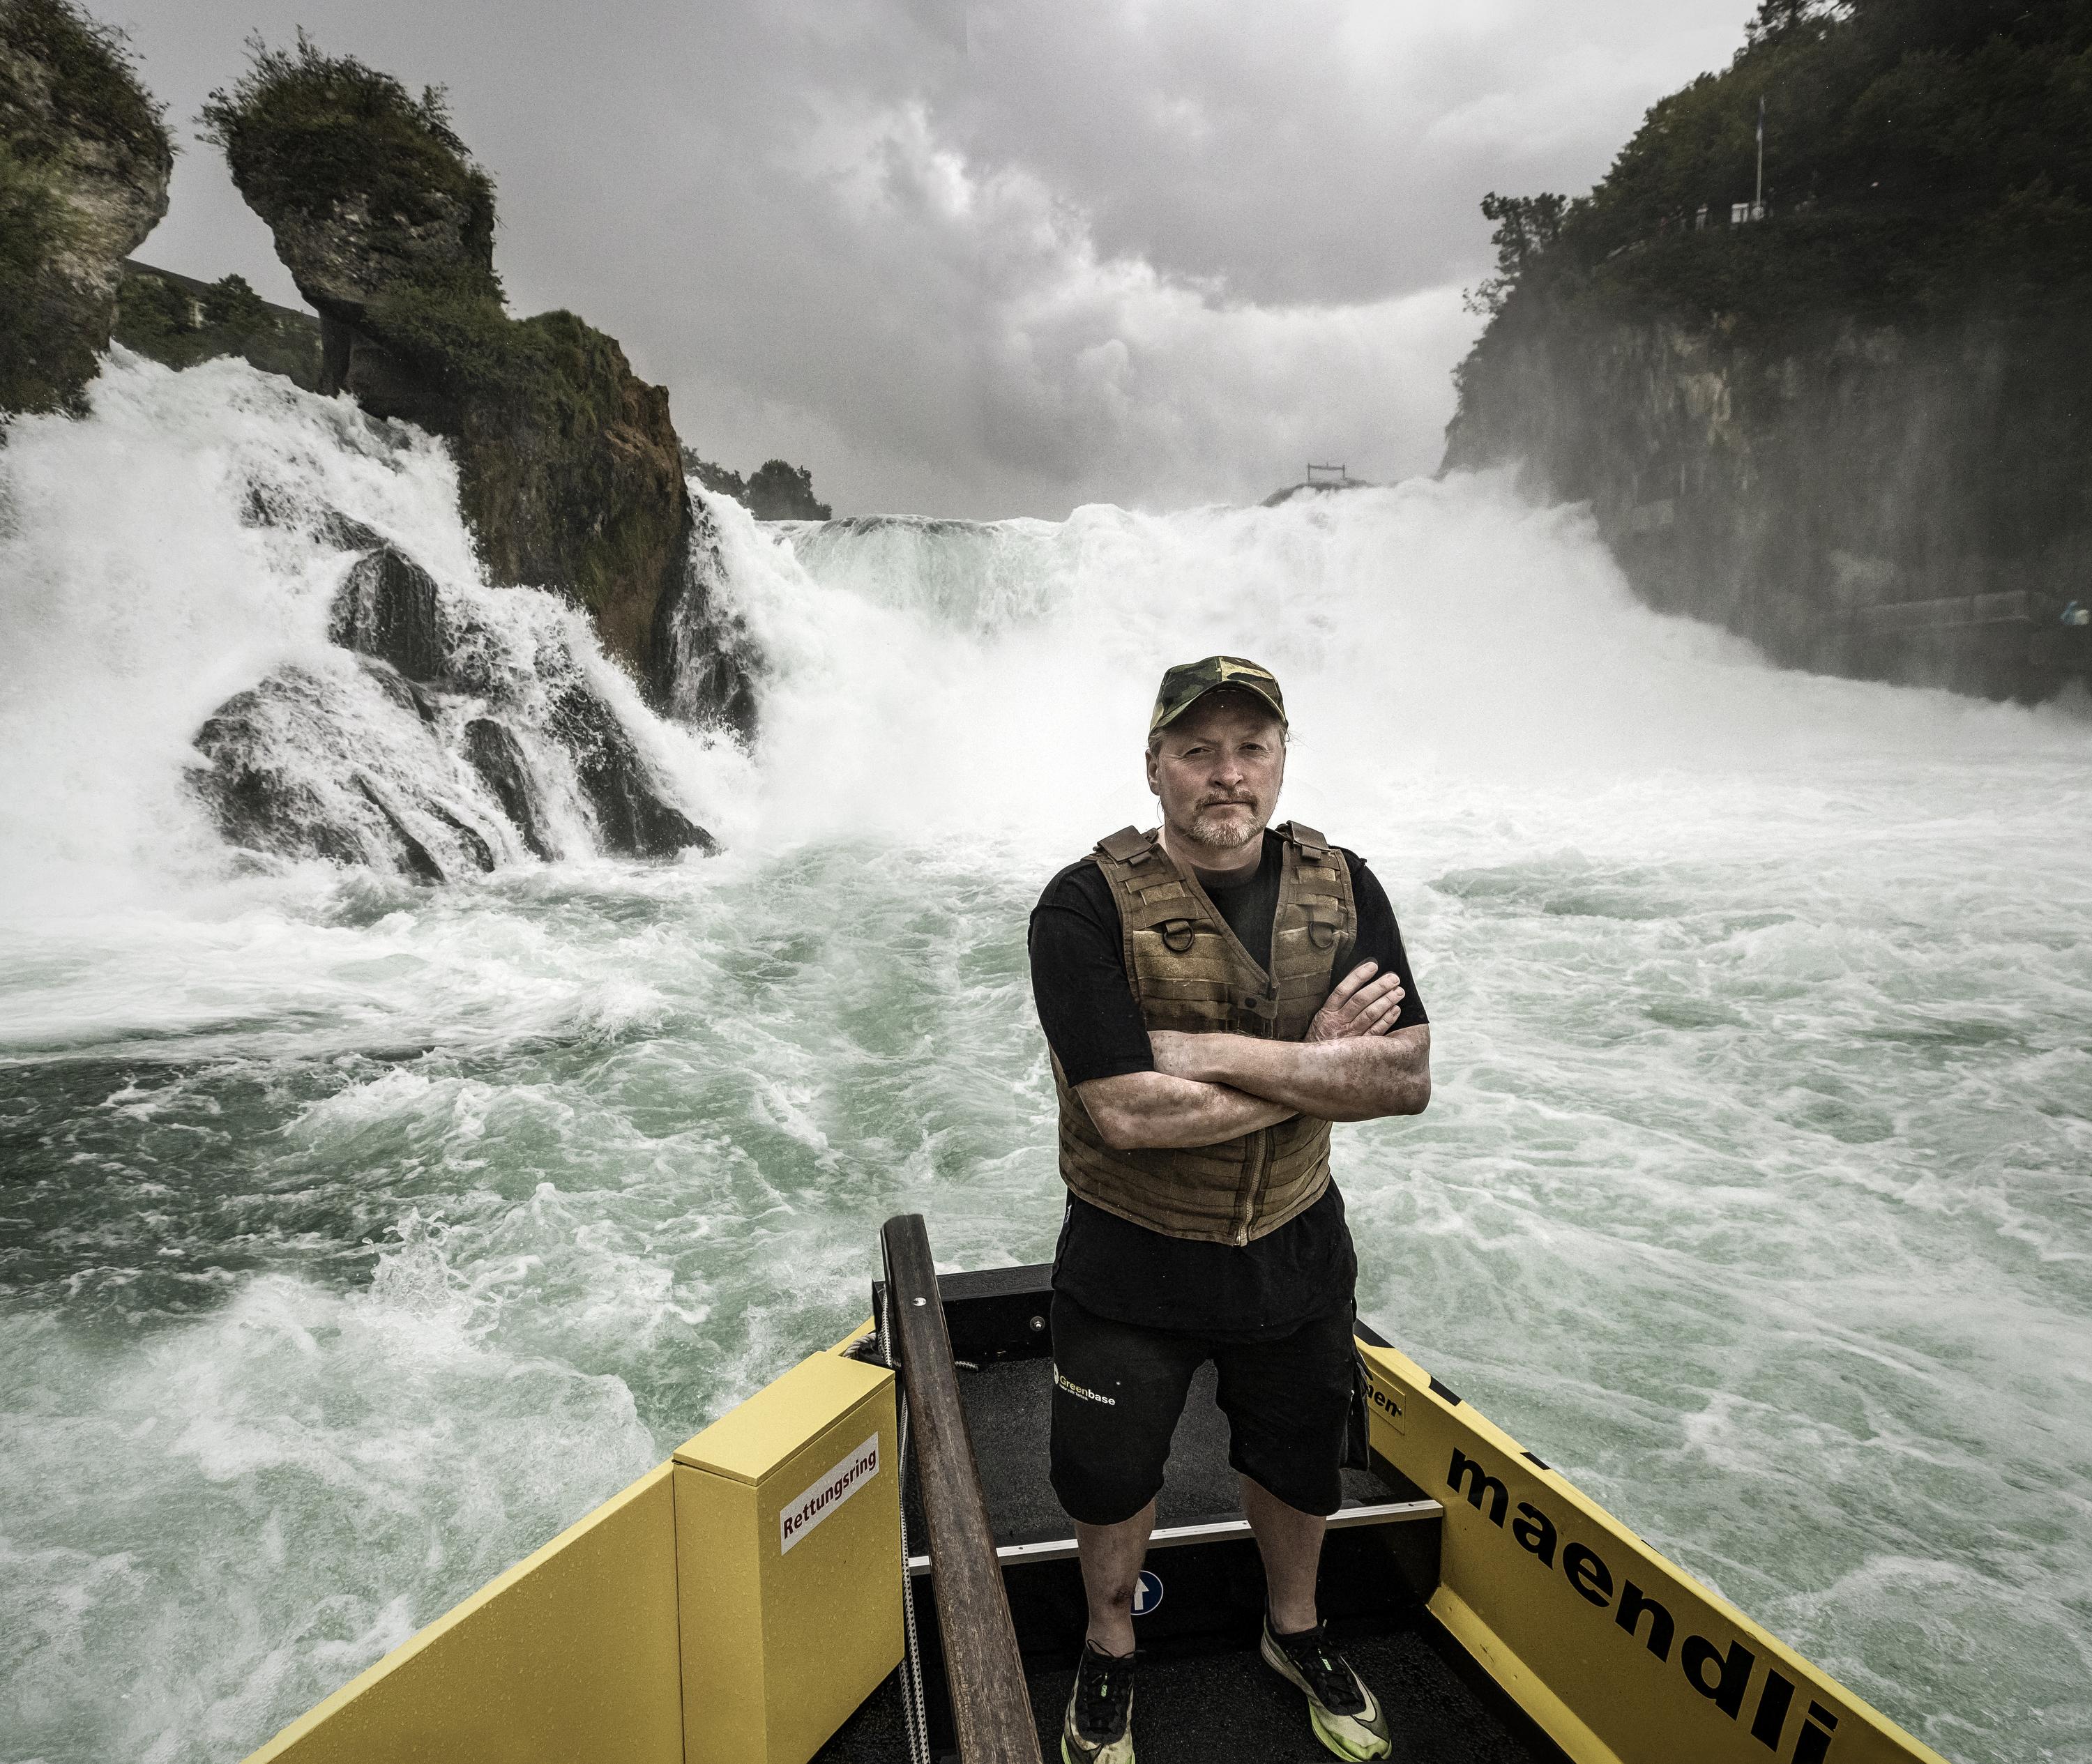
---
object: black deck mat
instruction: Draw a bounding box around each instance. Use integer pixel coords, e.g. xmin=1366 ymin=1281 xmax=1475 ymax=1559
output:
xmin=812 ymin=1314 xmax=1542 ymax=1763
xmin=1025 ymin=1627 xmax=1543 ymax=1764
xmin=817 ymin=1622 xmax=1545 ymax=1763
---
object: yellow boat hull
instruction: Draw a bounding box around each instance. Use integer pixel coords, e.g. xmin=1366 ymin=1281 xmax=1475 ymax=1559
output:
xmin=240 ymin=1302 xmax=1947 ymax=1764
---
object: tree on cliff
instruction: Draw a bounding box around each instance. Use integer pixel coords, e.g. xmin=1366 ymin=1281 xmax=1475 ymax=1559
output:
xmin=0 ymin=0 xmax=171 ymax=414
xmin=200 ymin=35 xmax=754 ymax=722
xmin=744 ymin=460 xmax=832 ymax=522
xmin=1441 ymin=0 xmax=2092 ymax=703
xmin=679 ymin=446 xmax=834 ymax=521
xmin=1462 ymin=192 xmax=1568 ymax=320
xmin=1452 ymin=0 xmax=2092 ymax=356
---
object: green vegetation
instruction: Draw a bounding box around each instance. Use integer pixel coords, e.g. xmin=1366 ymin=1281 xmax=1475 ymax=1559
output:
xmin=1464 ymin=0 xmax=2092 ymax=349
xmin=1443 ymin=0 xmax=2092 ymax=700
xmin=679 ymin=447 xmax=748 ymax=501
xmin=0 ymin=0 xmax=166 ymax=165
xmin=199 ymin=34 xmax=651 ymax=450
xmin=1462 ymin=193 xmax=1568 ymax=321
xmin=363 ymin=266 xmax=517 ymax=397
xmin=680 ymin=448 xmax=833 ymax=519
xmin=200 ymin=33 xmax=508 ymax=411
xmin=451 ymin=306 xmax=686 ymax=626
xmin=744 ymin=459 xmax=831 ymax=521
xmin=112 ymin=268 xmax=322 ymax=388
xmin=201 ymin=36 xmax=509 ymax=417
xmin=0 ymin=144 xmax=69 ymax=314
xmin=199 ymin=32 xmax=493 ymax=272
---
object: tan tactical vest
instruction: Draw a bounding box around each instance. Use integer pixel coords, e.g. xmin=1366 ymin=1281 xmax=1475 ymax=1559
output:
xmin=1053 ymin=821 xmax=1358 ymax=1247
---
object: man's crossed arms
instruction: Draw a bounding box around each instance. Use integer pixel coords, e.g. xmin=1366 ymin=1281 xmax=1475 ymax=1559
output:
xmin=1075 ymin=961 xmax=1432 ymax=1152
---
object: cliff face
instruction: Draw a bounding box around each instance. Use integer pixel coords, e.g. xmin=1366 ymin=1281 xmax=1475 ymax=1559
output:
xmin=1442 ymin=0 xmax=2092 ymax=702
xmin=1446 ymin=306 xmax=2092 ymax=699
xmin=203 ymin=38 xmax=757 ymax=725
xmin=0 ymin=0 xmax=171 ymax=414
xmin=199 ymin=36 xmax=498 ymax=431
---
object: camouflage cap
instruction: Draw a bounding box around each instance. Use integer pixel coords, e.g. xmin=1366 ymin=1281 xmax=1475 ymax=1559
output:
xmin=1149 ymin=655 xmax=1287 ymax=734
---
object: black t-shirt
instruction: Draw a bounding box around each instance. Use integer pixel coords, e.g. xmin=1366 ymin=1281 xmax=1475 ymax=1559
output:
xmin=1029 ymin=830 xmax=1427 ymax=1335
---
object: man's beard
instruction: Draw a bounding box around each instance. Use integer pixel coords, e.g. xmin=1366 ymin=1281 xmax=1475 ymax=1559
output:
xmin=1184 ymin=800 xmax=1263 ymax=850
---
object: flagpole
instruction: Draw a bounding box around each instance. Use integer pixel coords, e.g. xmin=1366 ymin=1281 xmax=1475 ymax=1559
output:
xmin=1755 ymin=95 xmax=1765 ymax=214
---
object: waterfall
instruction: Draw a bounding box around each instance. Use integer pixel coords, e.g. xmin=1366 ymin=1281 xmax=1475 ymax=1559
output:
xmin=0 ymin=352 xmax=728 ymax=911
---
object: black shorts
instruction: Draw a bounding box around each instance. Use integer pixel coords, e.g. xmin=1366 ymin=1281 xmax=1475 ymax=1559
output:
xmin=1047 ymin=1291 xmax=1356 ymax=1526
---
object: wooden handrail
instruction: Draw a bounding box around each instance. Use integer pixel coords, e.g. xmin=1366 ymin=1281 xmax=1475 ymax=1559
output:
xmin=881 ymin=1214 xmax=1044 ymax=1764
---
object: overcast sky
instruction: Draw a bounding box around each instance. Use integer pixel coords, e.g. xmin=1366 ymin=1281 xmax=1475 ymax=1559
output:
xmin=119 ymin=0 xmax=1750 ymax=518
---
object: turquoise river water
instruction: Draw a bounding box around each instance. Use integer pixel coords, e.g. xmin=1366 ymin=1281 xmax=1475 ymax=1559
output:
xmin=2 ymin=359 xmax=2089 ymax=1762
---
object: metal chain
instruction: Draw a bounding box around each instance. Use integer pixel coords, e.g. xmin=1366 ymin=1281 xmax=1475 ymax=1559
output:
xmin=881 ymin=1283 xmax=934 ymax=1764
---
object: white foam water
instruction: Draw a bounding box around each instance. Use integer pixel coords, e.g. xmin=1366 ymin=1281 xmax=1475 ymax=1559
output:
xmin=2 ymin=356 xmax=2089 ymax=1763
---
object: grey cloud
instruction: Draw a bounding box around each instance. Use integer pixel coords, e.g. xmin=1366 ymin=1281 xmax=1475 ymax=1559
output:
xmin=121 ymin=0 xmax=1749 ymax=518
xmin=948 ymin=0 xmax=1745 ymax=305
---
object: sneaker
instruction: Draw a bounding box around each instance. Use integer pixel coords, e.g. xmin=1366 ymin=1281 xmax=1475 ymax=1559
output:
xmin=1260 ymin=1614 xmax=1393 ymax=1761
xmin=1061 ymin=1640 xmax=1137 ymax=1763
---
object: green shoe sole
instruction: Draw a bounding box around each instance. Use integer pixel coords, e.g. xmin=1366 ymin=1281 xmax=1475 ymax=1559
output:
xmin=1308 ymin=1701 xmax=1392 ymax=1761
xmin=1062 ymin=1735 xmax=1135 ymax=1764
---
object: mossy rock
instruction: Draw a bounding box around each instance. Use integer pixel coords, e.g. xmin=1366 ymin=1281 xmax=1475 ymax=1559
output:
xmin=0 ymin=0 xmax=163 ymax=166
xmin=202 ymin=33 xmax=494 ymax=318
xmin=454 ymin=310 xmax=689 ymax=669
xmin=205 ymin=35 xmax=707 ymax=686
xmin=0 ymin=0 xmax=172 ymax=413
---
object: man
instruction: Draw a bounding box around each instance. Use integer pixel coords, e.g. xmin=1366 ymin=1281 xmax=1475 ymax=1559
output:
xmin=1028 ymin=655 xmax=1431 ymax=1764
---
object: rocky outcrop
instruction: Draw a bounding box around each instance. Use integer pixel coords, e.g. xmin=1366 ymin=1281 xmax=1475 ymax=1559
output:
xmin=199 ymin=38 xmax=496 ymax=432
xmin=192 ymin=664 xmax=506 ymax=882
xmin=0 ymin=0 xmax=172 ymax=413
xmin=544 ymin=679 xmax=711 ymax=858
xmin=449 ymin=312 xmax=691 ymax=673
xmin=652 ymin=501 xmax=761 ymax=738
xmin=1261 ymin=477 xmax=1375 ymax=509
xmin=190 ymin=534 xmax=716 ymax=881
xmin=327 ymin=545 xmax=450 ymax=685
xmin=461 ymin=717 xmax=550 ymax=860
xmin=202 ymin=37 xmax=759 ymax=720
xmin=1446 ymin=306 xmax=2092 ymax=701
